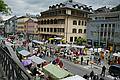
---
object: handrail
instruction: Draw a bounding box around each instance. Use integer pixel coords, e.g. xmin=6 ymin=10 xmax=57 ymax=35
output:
xmin=0 ymin=46 xmax=33 ymax=80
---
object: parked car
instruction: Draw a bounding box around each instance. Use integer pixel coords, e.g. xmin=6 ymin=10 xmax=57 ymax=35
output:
xmin=109 ymin=64 xmax=120 ymax=77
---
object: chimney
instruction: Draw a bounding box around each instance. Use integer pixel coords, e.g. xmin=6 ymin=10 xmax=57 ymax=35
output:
xmin=69 ymin=0 xmax=72 ymax=3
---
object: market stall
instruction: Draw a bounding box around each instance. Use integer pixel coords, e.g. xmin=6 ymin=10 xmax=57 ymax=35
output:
xmin=43 ymin=64 xmax=73 ymax=80
xmin=18 ymin=50 xmax=31 ymax=56
xmin=28 ymin=55 xmax=46 ymax=64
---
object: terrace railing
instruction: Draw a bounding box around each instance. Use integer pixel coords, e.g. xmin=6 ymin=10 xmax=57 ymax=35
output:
xmin=0 ymin=46 xmax=33 ymax=80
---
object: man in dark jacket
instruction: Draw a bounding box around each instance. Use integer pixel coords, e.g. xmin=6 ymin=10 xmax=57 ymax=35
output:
xmin=90 ymin=70 xmax=94 ymax=80
xmin=101 ymin=66 xmax=106 ymax=77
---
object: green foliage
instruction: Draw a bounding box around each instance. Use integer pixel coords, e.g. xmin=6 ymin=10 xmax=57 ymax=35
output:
xmin=111 ymin=4 xmax=120 ymax=12
xmin=0 ymin=0 xmax=11 ymax=15
xmin=75 ymin=37 xmax=86 ymax=45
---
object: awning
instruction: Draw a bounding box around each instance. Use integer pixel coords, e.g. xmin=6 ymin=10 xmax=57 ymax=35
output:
xmin=61 ymin=75 xmax=86 ymax=80
xmin=18 ymin=50 xmax=31 ymax=56
xmin=71 ymin=45 xmax=85 ymax=49
xmin=57 ymin=44 xmax=70 ymax=47
xmin=43 ymin=64 xmax=73 ymax=79
xmin=48 ymin=38 xmax=54 ymax=40
xmin=28 ymin=55 xmax=46 ymax=64
xmin=21 ymin=59 xmax=32 ymax=67
xmin=54 ymin=37 xmax=62 ymax=40
xmin=32 ymin=40 xmax=44 ymax=44
xmin=113 ymin=52 xmax=120 ymax=57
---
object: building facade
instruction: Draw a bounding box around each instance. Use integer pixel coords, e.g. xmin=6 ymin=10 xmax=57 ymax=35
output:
xmin=87 ymin=11 xmax=120 ymax=51
xmin=38 ymin=0 xmax=92 ymax=43
xmin=0 ymin=16 xmax=17 ymax=37
xmin=4 ymin=16 xmax=17 ymax=36
xmin=25 ymin=18 xmax=38 ymax=40
xmin=17 ymin=16 xmax=29 ymax=34
xmin=0 ymin=17 xmax=5 ymax=35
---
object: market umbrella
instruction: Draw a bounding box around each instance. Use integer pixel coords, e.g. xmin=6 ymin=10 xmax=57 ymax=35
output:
xmin=21 ymin=59 xmax=32 ymax=67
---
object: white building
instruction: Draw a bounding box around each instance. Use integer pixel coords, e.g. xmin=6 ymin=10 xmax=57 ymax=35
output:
xmin=87 ymin=10 xmax=120 ymax=51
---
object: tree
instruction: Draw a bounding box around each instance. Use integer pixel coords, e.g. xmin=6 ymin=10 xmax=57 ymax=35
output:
xmin=76 ymin=37 xmax=86 ymax=45
xmin=0 ymin=0 xmax=11 ymax=14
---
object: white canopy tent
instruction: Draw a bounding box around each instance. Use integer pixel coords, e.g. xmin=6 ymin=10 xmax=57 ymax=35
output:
xmin=61 ymin=75 xmax=86 ymax=80
xmin=18 ymin=50 xmax=31 ymax=56
xmin=28 ymin=55 xmax=46 ymax=64
xmin=71 ymin=45 xmax=85 ymax=49
xmin=54 ymin=37 xmax=62 ymax=40
xmin=32 ymin=40 xmax=44 ymax=45
xmin=57 ymin=44 xmax=70 ymax=47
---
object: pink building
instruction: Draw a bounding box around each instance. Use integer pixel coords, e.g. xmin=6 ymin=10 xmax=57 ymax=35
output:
xmin=25 ymin=18 xmax=38 ymax=40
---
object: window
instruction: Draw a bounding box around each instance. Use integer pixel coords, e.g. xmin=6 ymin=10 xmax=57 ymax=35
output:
xmin=41 ymin=20 xmax=43 ymax=24
xmin=44 ymin=20 xmax=46 ymax=24
xmin=38 ymin=28 xmax=40 ymax=31
xmin=44 ymin=28 xmax=46 ymax=32
xmin=50 ymin=28 xmax=53 ymax=32
xmin=84 ymin=21 xmax=87 ymax=26
xmin=78 ymin=21 xmax=81 ymax=25
xmin=62 ymin=10 xmax=66 ymax=14
xmin=74 ymin=37 xmax=77 ymax=41
xmin=70 ymin=37 xmax=73 ymax=42
xmin=73 ymin=20 xmax=77 ymax=25
xmin=47 ymin=28 xmax=49 ymax=32
xmin=60 ymin=28 xmax=64 ymax=32
xmin=41 ymin=28 xmax=43 ymax=32
xmin=47 ymin=20 xmax=49 ymax=24
xmin=72 ymin=29 xmax=77 ymax=33
xmin=82 ymin=21 xmax=84 ymax=25
xmin=50 ymin=19 xmax=53 ymax=24
xmin=109 ymin=24 xmax=111 ymax=27
xmin=105 ymin=24 xmax=107 ymax=27
xmin=54 ymin=28 xmax=56 ymax=32
xmin=112 ymin=24 xmax=115 ymax=27
xmin=54 ymin=19 xmax=57 ymax=24
xmin=78 ymin=29 xmax=82 ymax=33
xmin=101 ymin=24 xmax=104 ymax=27
xmin=84 ymin=29 xmax=86 ymax=33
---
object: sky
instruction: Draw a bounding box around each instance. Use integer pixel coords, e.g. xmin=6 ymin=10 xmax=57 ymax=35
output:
xmin=4 ymin=0 xmax=120 ymax=16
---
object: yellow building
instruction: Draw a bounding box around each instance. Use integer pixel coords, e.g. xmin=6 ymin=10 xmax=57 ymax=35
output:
xmin=38 ymin=0 xmax=92 ymax=43
xmin=17 ymin=16 xmax=29 ymax=33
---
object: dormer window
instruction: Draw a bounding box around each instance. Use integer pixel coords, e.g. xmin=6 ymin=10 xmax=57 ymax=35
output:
xmin=60 ymin=3 xmax=63 ymax=7
xmin=80 ymin=6 xmax=83 ymax=10
xmin=49 ymin=6 xmax=52 ymax=10
xmin=75 ymin=5 xmax=78 ymax=9
xmin=56 ymin=4 xmax=59 ymax=8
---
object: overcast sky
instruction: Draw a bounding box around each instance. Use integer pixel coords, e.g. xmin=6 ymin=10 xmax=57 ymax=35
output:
xmin=4 ymin=0 xmax=120 ymax=16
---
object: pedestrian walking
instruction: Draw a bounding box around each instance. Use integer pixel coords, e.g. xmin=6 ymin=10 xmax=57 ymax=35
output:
xmin=97 ymin=58 xmax=101 ymax=65
xmin=87 ymin=59 xmax=89 ymax=65
xmin=81 ymin=56 xmax=83 ymax=65
xmin=90 ymin=70 xmax=94 ymax=80
xmin=100 ymin=66 xmax=106 ymax=77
